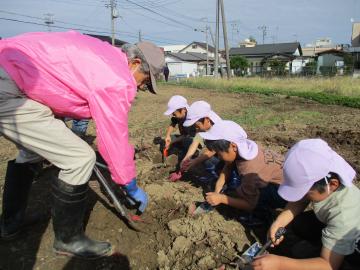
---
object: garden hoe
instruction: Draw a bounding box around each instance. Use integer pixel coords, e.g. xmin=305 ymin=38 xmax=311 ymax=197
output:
xmin=229 ymin=227 xmax=286 ymax=270
xmin=93 ymin=162 xmax=144 ymax=232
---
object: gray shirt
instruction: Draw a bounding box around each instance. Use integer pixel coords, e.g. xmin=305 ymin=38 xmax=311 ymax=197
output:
xmin=313 ymin=184 xmax=360 ymax=255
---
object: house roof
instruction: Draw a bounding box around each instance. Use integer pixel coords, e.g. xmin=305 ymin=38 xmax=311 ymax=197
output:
xmin=229 ymin=42 xmax=302 ymax=57
xmin=166 ymin=52 xmax=226 ymax=63
xmin=346 ymin=47 xmax=360 ymax=53
xmin=180 ymin=41 xmax=216 ymax=53
xmin=162 ymin=44 xmax=187 ymax=52
xmin=316 ymin=49 xmax=347 ymax=56
xmin=86 ymin=34 xmax=127 ymax=47
xmin=167 ymin=52 xmax=202 ymax=61
xmin=186 ymin=52 xmax=214 ymax=61
xmin=302 ymin=47 xmax=332 ymax=57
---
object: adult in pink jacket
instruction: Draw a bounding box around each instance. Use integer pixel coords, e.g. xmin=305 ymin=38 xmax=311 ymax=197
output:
xmin=0 ymin=31 xmax=164 ymax=258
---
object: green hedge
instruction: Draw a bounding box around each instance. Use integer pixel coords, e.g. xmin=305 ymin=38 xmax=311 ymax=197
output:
xmin=166 ymin=80 xmax=360 ymax=109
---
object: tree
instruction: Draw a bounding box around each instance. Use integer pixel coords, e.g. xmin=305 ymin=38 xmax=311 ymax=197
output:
xmin=343 ymin=54 xmax=354 ymax=75
xmin=230 ymin=56 xmax=249 ymax=76
xmin=268 ymin=59 xmax=286 ymax=75
xmin=248 ymin=36 xmax=256 ymax=43
xmin=304 ymin=60 xmax=317 ymax=75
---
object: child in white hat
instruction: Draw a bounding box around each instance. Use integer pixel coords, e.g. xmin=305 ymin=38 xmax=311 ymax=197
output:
xmin=252 ymin=138 xmax=360 ymax=270
xmin=163 ymin=95 xmax=196 ymax=180
xmin=199 ymin=120 xmax=286 ymax=224
xmin=178 ymin=101 xmax=224 ymax=183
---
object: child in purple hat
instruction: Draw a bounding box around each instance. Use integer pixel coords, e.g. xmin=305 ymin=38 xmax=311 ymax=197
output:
xmin=199 ymin=120 xmax=286 ymax=224
xmin=253 ymin=138 xmax=360 ymax=270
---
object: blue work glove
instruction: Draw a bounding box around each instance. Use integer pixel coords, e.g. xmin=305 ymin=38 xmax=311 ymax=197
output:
xmin=123 ymin=178 xmax=148 ymax=213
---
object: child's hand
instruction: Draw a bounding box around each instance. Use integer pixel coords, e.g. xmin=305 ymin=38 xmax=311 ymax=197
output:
xmin=205 ymin=192 xmax=224 ymax=206
xmin=165 ymin=136 xmax=171 ymax=148
xmin=269 ymin=222 xmax=285 ymax=247
xmin=252 ymin=254 xmax=281 ymax=270
xmin=180 ymin=159 xmax=194 ymax=172
xmin=180 ymin=158 xmax=190 ymax=171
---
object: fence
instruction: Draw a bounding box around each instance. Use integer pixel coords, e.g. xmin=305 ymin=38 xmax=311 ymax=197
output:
xmin=233 ymin=65 xmax=356 ymax=77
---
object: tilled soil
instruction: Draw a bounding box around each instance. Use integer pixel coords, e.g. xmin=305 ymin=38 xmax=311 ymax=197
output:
xmin=0 ymin=85 xmax=359 ymax=270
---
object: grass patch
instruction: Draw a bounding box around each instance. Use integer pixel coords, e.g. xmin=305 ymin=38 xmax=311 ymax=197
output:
xmin=225 ymin=106 xmax=325 ymax=129
xmin=166 ymin=77 xmax=360 ymax=108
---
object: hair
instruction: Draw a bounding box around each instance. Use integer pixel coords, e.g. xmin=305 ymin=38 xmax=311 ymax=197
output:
xmin=173 ymin=108 xmax=187 ymax=115
xmin=310 ymin=172 xmax=340 ymax=193
xmin=197 ymin=117 xmax=215 ymax=126
xmin=121 ymin=43 xmax=150 ymax=74
xmin=204 ymin=139 xmax=231 ymax=152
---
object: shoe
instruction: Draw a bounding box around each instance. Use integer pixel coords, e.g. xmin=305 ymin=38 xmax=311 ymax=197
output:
xmin=52 ymin=177 xmax=112 ymax=259
xmin=0 ymin=160 xmax=41 ymax=239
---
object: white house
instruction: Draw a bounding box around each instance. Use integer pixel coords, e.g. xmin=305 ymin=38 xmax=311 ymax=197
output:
xmin=179 ymin=42 xmax=215 ymax=58
xmin=162 ymin=44 xmax=187 ymax=53
xmin=165 ymin=53 xmax=199 ymax=78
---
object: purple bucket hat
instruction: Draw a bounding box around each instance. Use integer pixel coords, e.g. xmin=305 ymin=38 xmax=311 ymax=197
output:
xmin=199 ymin=120 xmax=258 ymax=160
xmin=183 ymin=101 xmax=222 ymax=127
xmin=279 ymin=138 xmax=356 ymax=202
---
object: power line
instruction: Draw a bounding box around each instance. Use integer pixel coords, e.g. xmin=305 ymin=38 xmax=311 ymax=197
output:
xmin=127 ymin=6 xmax=190 ymax=30
xmin=124 ymin=0 xmax=194 ymax=30
xmin=0 ymin=17 xmax=128 ymax=35
xmin=0 ymin=9 xmax=181 ymax=42
xmin=0 ymin=16 xmax=182 ymax=45
xmin=0 ymin=10 xmax=133 ymax=35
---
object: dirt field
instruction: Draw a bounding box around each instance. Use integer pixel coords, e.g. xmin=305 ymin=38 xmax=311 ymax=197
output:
xmin=0 ymin=84 xmax=359 ymax=270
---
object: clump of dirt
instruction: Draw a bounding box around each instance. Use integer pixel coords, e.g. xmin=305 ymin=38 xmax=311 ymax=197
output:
xmin=158 ymin=213 xmax=250 ymax=270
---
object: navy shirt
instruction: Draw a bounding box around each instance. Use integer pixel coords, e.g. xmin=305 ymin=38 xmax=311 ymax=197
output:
xmin=170 ymin=116 xmax=196 ymax=137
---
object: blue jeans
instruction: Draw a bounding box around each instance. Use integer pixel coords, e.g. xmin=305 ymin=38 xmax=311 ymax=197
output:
xmin=71 ymin=119 xmax=89 ymax=136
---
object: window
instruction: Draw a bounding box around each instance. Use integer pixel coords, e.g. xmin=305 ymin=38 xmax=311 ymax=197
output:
xmin=192 ymin=44 xmax=197 ymax=49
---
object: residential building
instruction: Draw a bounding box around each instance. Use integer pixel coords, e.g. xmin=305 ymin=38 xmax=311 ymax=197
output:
xmin=162 ymin=44 xmax=187 ymax=53
xmin=351 ymin=23 xmax=360 ymax=47
xmin=238 ymin=39 xmax=256 ymax=48
xmin=179 ymin=42 xmax=215 ymax=58
xmin=86 ymin=34 xmax=127 ymax=47
xmin=315 ymin=49 xmax=346 ymax=75
xmin=350 ymin=22 xmax=360 ymax=76
xmin=229 ymin=42 xmax=302 ymax=74
xmin=165 ymin=52 xmax=224 ymax=78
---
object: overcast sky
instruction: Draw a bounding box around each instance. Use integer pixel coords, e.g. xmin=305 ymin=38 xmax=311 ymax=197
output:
xmin=0 ymin=0 xmax=359 ymax=47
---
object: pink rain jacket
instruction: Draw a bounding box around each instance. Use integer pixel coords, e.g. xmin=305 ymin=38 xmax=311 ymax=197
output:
xmin=0 ymin=31 xmax=137 ymax=185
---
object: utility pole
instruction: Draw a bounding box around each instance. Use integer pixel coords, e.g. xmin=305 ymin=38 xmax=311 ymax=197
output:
xmin=106 ymin=0 xmax=118 ymax=46
xmin=138 ymin=29 xmax=142 ymax=42
xmin=220 ymin=0 xmax=231 ymax=79
xmin=231 ymin=23 xmax=240 ymax=47
xmin=195 ymin=25 xmax=209 ymax=75
xmin=258 ymin=25 xmax=267 ymax=44
xmin=208 ymin=26 xmax=215 ymax=47
xmin=214 ymin=0 xmax=220 ymax=78
xmin=44 ymin=13 xmax=54 ymax=32
xmin=205 ymin=25 xmax=209 ymax=75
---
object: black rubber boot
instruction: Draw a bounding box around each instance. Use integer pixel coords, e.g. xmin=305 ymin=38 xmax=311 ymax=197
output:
xmin=0 ymin=160 xmax=40 ymax=239
xmin=52 ymin=177 xmax=112 ymax=259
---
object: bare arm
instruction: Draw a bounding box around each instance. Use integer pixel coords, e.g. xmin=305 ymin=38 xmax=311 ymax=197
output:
xmin=252 ymin=247 xmax=344 ymax=270
xmin=220 ymin=195 xmax=253 ymax=211
xmin=214 ymin=162 xmax=232 ymax=193
xmin=186 ymin=149 xmax=216 ymax=169
xmin=182 ymin=140 xmax=201 ymax=161
xmin=165 ymin=125 xmax=175 ymax=148
xmin=269 ymin=198 xmax=309 ymax=245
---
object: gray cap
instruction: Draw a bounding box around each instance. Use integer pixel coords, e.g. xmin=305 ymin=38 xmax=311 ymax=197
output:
xmin=136 ymin=41 xmax=165 ymax=94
